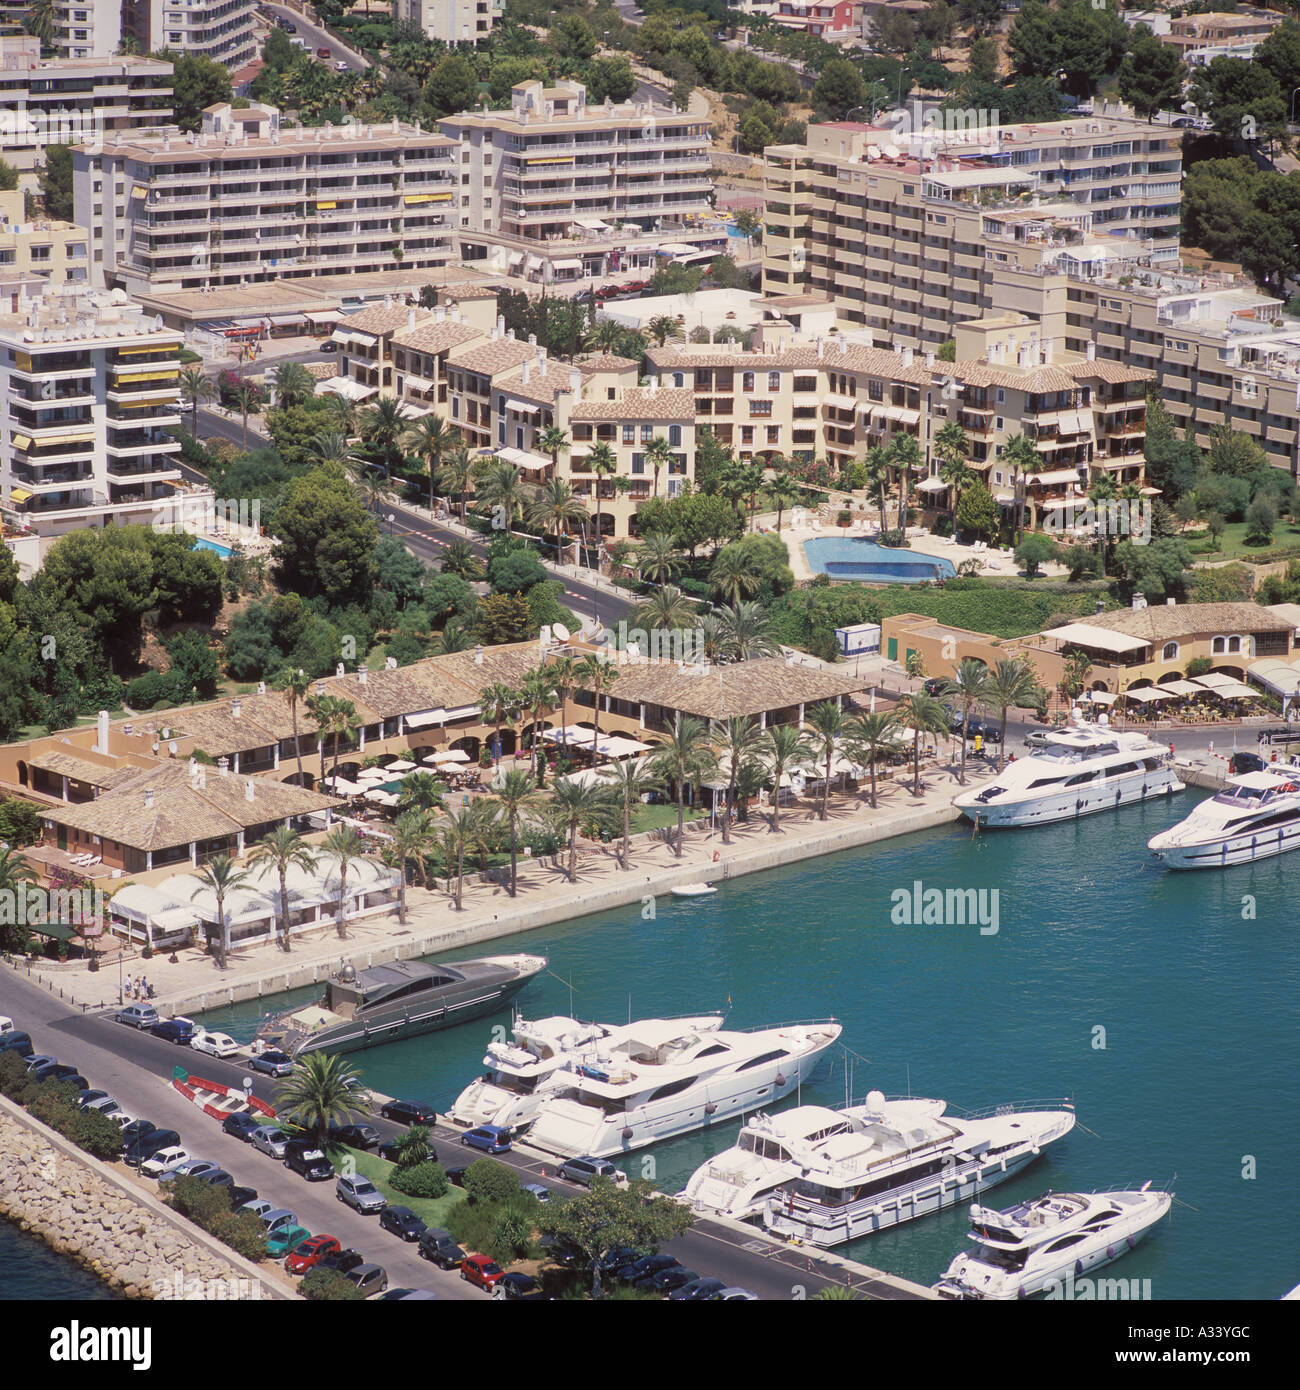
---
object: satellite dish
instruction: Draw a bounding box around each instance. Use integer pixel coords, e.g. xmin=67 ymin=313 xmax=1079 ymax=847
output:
xmin=553 ymin=621 xmax=570 ymax=643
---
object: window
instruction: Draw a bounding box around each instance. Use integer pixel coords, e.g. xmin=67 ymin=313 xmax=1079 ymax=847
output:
xmin=741 ymin=426 xmax=753 ymax=444
xmin=668 ymin=424 xmax=681 ymax=447
xmin=742 ymin=371 xmax=755 ymax=392
xmin=736 ymin=1048 xmax=790 ymax=1072
xmin=622 ymin=423 xmax=634 ymax=444
xmin=1227 ymin=636 xmax=1240 ymax=654
xmin=1212 ymin=637 xmax=1225 ymax=654
xmin=767 ymin=426 xmax=780 ymax=444
xmin=631 ymin=453 xmax=645 ymax=474
xmin=767 ymin=371 xmax=780 ymax=392
xmin=641 ymin=424 xmax=653 ymax=443
xmin=672 ymin=372 xmax=684 ymax=388
xmin=1162 ymin=642 xmax=1178 ymax=661
xmin=749 ymin=400 xmax=772 ymax=417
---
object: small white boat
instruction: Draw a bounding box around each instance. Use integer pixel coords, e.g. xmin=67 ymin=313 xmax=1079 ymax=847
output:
xmin=671 ymin=882 xmax=717 ymax=897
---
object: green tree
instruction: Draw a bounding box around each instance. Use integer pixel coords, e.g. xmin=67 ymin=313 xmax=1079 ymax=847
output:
xmin=893 ymin=692 xmax=950 ymax=797
xmin=941 ymin=658 xmax=992 ymax=786
xmin=843 ymin=711 xmax=903 ymax=809
xmin=1117 ymin=25 xmax=1187 ymax=120
xmin=1245 ymin=495 xmax=1277 ymax=546
xmin=1014 ymin=532 xmax=1059 ymax=579
xmin=163 ymin=51 xmax=233 ymax=132
xmin=652 ymin=714 xmax=715 ymax=856
xmin=604 ymin=756 xmax=662 ymax=869
xmin=248 ymin=826 xmax=318 ymax=954
xmin=759 ymin=724 xmax=812 ymax=832
xmin=986 ymin=657 xmax=1040 ymax=772
xmin=421 ymin=55 xmax=479 ymax=119
xmin=491 ymin=766 xmax=540 ymax=895
xmin=476 ymin=592 xmax=534 ymax=644
xmin=549 ymin=779 xmax=617 ymax=882
xmin=811 ymin=59 xmax=866 ymax=121
xmin=36 ymin=143 xmax=73 ymax=221
xmin=274 ymin=1052 xmax=369 ymax=1146
xmin=272 ymin=465 xmax=378 ymax=606
xmin=552 ymin=14 xmax=596 ymax=60
xmin=804 ymin=700 xmax=845 ymax=822
xmin=195 ymin=854 xmax=252 ymax=970
xmin=1191 ymin=55 xmax=1287 ymax=145
xmin=320 ymin=823 xmax=367 ymax=938
xmin=0 ymin=846 xmax=35 ymax=954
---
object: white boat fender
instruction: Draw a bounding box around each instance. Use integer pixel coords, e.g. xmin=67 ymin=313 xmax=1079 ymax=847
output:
xmin=621 ymin=1126 xmax=634 ymax=1140
xmin=776 ymin=1073 xmax=787 ymax=1086
xmin=705 ymin=1102 xmax=717 ymax=1114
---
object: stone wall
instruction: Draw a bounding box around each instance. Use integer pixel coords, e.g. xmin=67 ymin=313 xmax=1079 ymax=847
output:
xmin=0 ymin=1096 xmax=290 ymax=1300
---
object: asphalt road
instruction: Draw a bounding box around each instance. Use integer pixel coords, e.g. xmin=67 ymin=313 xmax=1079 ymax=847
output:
xmin=261 ymin=2 xmax=369 ymax=74
xmin=0 ymin=966 xmax=918 ymax=1300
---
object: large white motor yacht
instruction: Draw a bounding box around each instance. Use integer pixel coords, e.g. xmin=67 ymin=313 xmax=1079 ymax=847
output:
xmin=933 ymin=1184 xmax=1172 ymax=1300
xmin=1148 ymin=765 xmax=1300 ymax=868
xmin=953 ymin=713 xmax=1182 ymax=827
xmin=761 ymin=1092 xmax=1076 ymax=1247
xmin=468 ymin=1015 xmax=842 ymax=1159
xmin=681 ymin=1097 xmax=948 ymax=1222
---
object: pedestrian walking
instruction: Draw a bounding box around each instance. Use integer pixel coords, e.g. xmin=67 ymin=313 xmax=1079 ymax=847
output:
xmin=124 ymin=973 xmax=133 ymax=998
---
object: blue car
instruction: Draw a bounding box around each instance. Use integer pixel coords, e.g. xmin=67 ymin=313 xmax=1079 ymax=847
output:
xmin=222 ymin=1112 xmax=263 ymax=1142
xmin=460 ymin=1125 xmax=512 ymax=1155
xmin=150 ymin=1017 xmax=198 ymax=1045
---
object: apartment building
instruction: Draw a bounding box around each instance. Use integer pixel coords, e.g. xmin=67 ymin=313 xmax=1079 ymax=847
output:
xmin=53 ymin=0 xmax=257 ymax=70
xmin=763 ymin=111 xmax=1182 ymax=346
xmin=772 ymin=2 xmax=858 ymax=36
xmin=0 ymin=36 xmax=172 ymax=180
xmin=399 ymin=0 xmax=501 ymax=44
xmin=440 ymin=80 xmax=714 ymax=279
xmin=0 ymin=191 xmax=89 ymax=284
xmin=0 ymin=284 xmax=210 ymax=554
xmin=73 ymin=103 xmax=458 ymax=293
xmin=1165 ymin=9 xmax=1281 ymax=64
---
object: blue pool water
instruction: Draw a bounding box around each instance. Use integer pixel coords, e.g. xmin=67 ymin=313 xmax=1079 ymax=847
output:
xmin=193 ymin=538 xmax=233 ymax=558
xmin=805 ymin=537 xmax=957 ymax=583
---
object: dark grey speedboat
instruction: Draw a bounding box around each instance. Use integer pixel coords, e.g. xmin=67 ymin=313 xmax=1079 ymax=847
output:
xmin=256 ymin=953 xmax=547 ymax=1057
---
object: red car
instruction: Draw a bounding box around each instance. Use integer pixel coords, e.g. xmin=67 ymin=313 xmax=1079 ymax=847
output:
xmin=316 ymin=47 xmax=331 ymax=58
xmin=285 ymin=1234 xmax=341 ymax=1275
xmin=461 ymin=1253 xmax=506 ymax=1290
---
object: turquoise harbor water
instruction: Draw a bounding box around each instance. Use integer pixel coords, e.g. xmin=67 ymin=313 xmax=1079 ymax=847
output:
xmin=201 ymin=792 xmax=1298 ymax=1300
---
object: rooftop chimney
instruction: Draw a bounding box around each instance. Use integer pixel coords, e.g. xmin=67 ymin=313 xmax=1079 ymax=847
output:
xmin=358 ymin=664 xmax=368 ymax=685
xmin=316 ymin=681 xmax=326 ymax=696
xmin=335 ymin=663 xmax=345 ymax=677
xmin=901 ymin=346 xmax=914 ymax=367
xmin=218 ymin=756 xmax=230 ymax=777
xmin=924 ymin=349 xmax=935 ymax=368
xmin=569 ymin=368 xmax=581 ymax=392
xmin=522 ymin=360 xmax=531 ymax=385
xmin=245 ymin=779 xmax=255 ymax=801
xmin=143 ymin=787 xmax=155 ymax=810
xmin=1086 ymin=341 xmax=1096 ymax=361
xmin=257 ymin=681 xmax=266 ymax=695
xmin=408 ymin=307 xmax=416 ymax=329
xmin=816 ymin=337 xmax=825 ymax=359
xmin=96 ymin=709 xmax=109 ymax=754
xmin=474 ymin=645 xmax=484 ymax=665
xmin=230 ymin=698 xmax=242 ymax=719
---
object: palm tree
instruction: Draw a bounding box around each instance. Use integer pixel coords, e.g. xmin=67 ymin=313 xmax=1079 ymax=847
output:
xmin=651 ymin=714 xmax=715 ymax=857
xmin=577 ymin=652 xmax=619 ymax=756
xmin=404 ymin=414 xmax=456 ymax=506
xmin=438 ymin=804 xmax=474 ymax=909
xmin=714 ymin=715 xmax=762 ymax=845
xmin=196 ymin=855 xmax=252 ymax=970
xmin=310 ymin=430 xmax=365 ymax=474
xmin=768 ymin=472 xmax=802 ymax=532
xmin=550 ymin=780 xmax=618 ymax=882
xmin=732 ymin=758 xmax=766 ymax=824
xmin=644 ymin=435 xmax=673 ymax=499
xmin=934 ymin=420 xmax=972 ymax=527
xmin=888 ymin=430 xmax=922 ymax=537
xmin=548 ymin=654 xmax=579 ymax=745
xmin=716 ymin=600 xmax=780 ymax=661
xmin=759 ymin=724 xmax=813 ymax=832
xmin=321 ymin=824 xmax=367 ymax=939
xmin=385 ymin=810 xmax=435 ymax=917
xmin=804 ymin=701 xmax=845 ymax=821
xmin=276 ymin=667 xmax=311 ymax=787
xmin=272 ymin=361 xmax=315 ymax=409
xmin=439 ymin=537 xmax=484 ymax=579
xmin=605 ymin=757 xmax=663 ymax=869
xmin=1002 ymin=433 xmax=1041 ymax=544
xmin=305 ymin=692 xmax=333 ymax=781
xmin=273 ymin=1052 xmax=368 ymax=1147
xmin=362 ymin=396 xmax=410 ymax=475
xmin=537 ymin=424 xmax=570 ymax=473
xmin=636 ymin=530 xmax=683 ymax=587
xmin=862 ymin=444 xmax=891 ymax=534
xmin=843 ymin=710 xmax=903 ymax=808
xmin=478 ymin=682 xmax=521 ymax=767
xmin=463 ymin=797 xmax=500 ymax=872
xmin=633 ymin=584 xmax=698 ymax=635
xmin=24 ymin=0 xmax=57 ymax=47
xmin=583 ymin=319 xmax=626 ymax=354
xmin=178 ymin=366 xmax=213 ymax=436
xmin=396 ymin=770 xmax=445 ymax=813
xmin=0 ymin=846 xmax=35 ymax=953
xmin=893 ymin=691 xmax=950 ymax=797
xmin=473 ymin=460 xmax=530 ymax=532
xmin=327 ymin=698 xmax=360 ymax=783
xmin=519 ymin=665 xmax=558 ymax=787
xmin=646 ymin=315 xmax=679 ymax=347
xmin=987 ymin=656 xmax=1040 ymax=771
xmin=492 ymin=767 xmax=540 ymax=896
xmin=433 ymin=623 xmax=474 ymax=654
xmin=437 ymin=443 xmax=476 ymax=523
xmin=527 ymin=476 xmax=589 ymax=561
xmin=942 ymin=658 xmax=993 ymax=786
xmin=231 ymin=379 xmax=260 ymax=449
xmin=322 ymin=392 xmax=360 ymax=440
xmin=248 ymin=827 xmax=318 ymax=953
xmin=585 ymin=440 xmax=618 ymax=552
xmin=709 ymin=546 xmax=761 ymax=607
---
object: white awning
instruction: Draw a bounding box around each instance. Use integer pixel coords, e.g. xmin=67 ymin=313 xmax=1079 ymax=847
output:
xmin=822 ymin=393 xmax=858 ymax=410
xmin=894 ymin=408 xmax=920 ymax=426
xmin=507 ymin=252 xmax=525 ymax=269
xmin=497 ymin=445 xmax=551 ymax=471
xmin=1032 ymin=467 xmax=1086 ymax=485
xmin=404 ymin=710 xmax=443 ymax=730
xmin=1248 ymin=659 xmax=1300 ymax=697
xmin=403 ymin=374 xmax=434 ymax=393
xmin=432 ymin=748 xmax=471 ymax=763
xmin=329 ymin=329 xmax=353 ymax=345
xmin=552 ymin=258 xmax=583 ymax=272
xmin=1194 ymin=677 xmax=1257 ymax=699
xmin=304 ymin=310 xmax=338 ymax=326
xmin=914 ymin=477 xmax=947 ymax=493
xmin=503 ymin=396 xmax=542 ymax=416
xmin=574 ymin=217 xmax=610 ymax=230
xmin=1193 ymin=672 xmax=1241 ymax=691
xmin=267 ymin=314 xmax=305 ymax=328
xmin=1082 ymin=690 xmax=1116 ymax=705
xmin=1042 ymin=622 xmax=1149 ymax=654
xmin=1122 ymin=686 xmax=1176 ymax=703
xmin=525 ymin=255 xmax=543 ymax=271
xmin=1159 ymin=679 xmax=1203 ymax=696
xmin=319 ymin=376 xmax=376 ymax=402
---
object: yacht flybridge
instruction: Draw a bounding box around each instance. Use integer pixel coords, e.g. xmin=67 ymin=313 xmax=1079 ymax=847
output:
xmin=954 ymin=714 xmax=1182 ymax=827
xmin=761 ymin=1092 xmax=1076 ymax=1247
xmin=1148 ymin=765 xmax=1300 ymax=868
xmin=933 ymin=1184 xmax=1172 ymax=1300
xmin=453 ymin=1014 xmax=842 ymax=1159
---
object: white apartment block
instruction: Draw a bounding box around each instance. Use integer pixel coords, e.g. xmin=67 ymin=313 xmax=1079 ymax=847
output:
xmin=72 ymin=103 xmax=458 ymax=293
xmin=0 ymin=36 xmax=172 ymax=179
xmin=0 ymin=284 xmax=207 ymax=554
xmin=400 ymin=0 xmax=501 ymax=44
xmin=54 ymin=0 xmax=257 ymax=70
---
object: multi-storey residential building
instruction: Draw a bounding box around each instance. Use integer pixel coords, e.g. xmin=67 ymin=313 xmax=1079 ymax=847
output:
xmin=0 ymin=284 xmax=211 ymax=555
xmin=73 ymin=103 xmax=458 ymax=293
xmin=772 ymin=1 xmax=857 ymax=37
xmin=399 ymin=0 xmax=501 ymax=44
xmin=0 ymin=191 xmax=89 ymax=284
xmin=440 ymin=80 xmax=714 ymax=281
xmin=1165 ymin=9 xmax=1281 ymax=64
xmin=53 ymin=0 xmax=256 ymax=70
xmin=0 ymin=37 xmax=172 ymax=180
xmin=763 ymin=112 xmax=1182 ymax=345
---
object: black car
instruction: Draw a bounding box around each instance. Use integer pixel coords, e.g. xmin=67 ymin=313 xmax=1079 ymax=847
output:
xmin=596 ymin=1245 xmax=640 ymax=1279
xmin=499 ymin=1272 xmax=543 ymax=1301
xmin=120 ymin=1120 xmax=157 ymax=1148
xmin=125 ymin=1128 xmax=181 ymax=1167
xmin=1230 ymin=751 xmax=1267 ymax=776
xmin=376 ymin=1139 xmax=402 ymax=1163
xmin=417 ymin=1228 xmax=465 ymax=1269
xmin=34 ymin=1065 xmax=89 ymax=1091
xmin=226 ymin=1185 xmax=258 ymax=1210
xmin=669 ymin=1276 xmax=728 ymax=1301
xmin=284 ymin=1142 xmax=334 ymax=1181
xmin=318 ymin=1247 xmax=366 ymax=1276
xmin=379 ymin=1205 xmax=426 ymax=1241
xmin=223 ymin=1112 xmax=263 ymax=1142
xmin=444 ymin=1166 xmax=468 ymax=1188
xmin=639 ymin=1266 xmax=700 ymax=1294
xmin=150 ymin=1018 xmax=197 ymax=1045
xmin=922 ymin=677 xmax=947 ymax=698
xmin=380 ymin=1099 xmax=437 ymax=1127
xmin=0 ymin=1031 xmax=33 ymax=1056
xmin=328 ymin=1123 xmax=380 ymax=1150
xmin=617 ymin=1252 xmax=677 ymax=1284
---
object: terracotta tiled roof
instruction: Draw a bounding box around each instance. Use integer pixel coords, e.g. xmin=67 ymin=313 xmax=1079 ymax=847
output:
xmin=392 ymin=320 xmax=485 ymax=355
xmin=1070 ymin=359 xmax=1156 ymax=384
xmin=585 ymin=658 xmax=867 ymax=721
xmin=575 ymin=353 xmax=640 ymax=372
xmin=345 ymin=305 xmax=427 ymax=338
xmin=572 ymin=386 xmax=695 ymax=421
xmin=1079 ymin=603 xmax=1294 ymax=643
xmin=445 ymin=338 xmax=537 ymax=375
xmin=26 ymin=751 xmax=141 ymax=790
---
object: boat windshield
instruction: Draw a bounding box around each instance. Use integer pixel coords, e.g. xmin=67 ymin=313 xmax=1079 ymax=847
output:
xmin=974 ymin=1244 xmax=1030 ymax=1272
xmin=739 ymin=1132 xmax=793 ymax=1162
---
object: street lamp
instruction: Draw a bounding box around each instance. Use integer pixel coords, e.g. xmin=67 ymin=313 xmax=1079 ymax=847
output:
xmin=386 ymin=512 xmax=395 ymax=535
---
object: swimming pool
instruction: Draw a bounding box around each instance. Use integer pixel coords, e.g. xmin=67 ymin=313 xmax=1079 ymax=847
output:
xmin=192 ymin=537 xmax=233 ymax=558
xmin=804 ymin=536 xmax=956 ymax=584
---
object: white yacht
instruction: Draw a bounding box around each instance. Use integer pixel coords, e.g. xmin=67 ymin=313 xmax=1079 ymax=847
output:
xmin=1148 ymin=766 xmax=1300 ymax=868
xmin=681 ymin=1097 xmax=948 ymax=1222
xmin=761 ymin=1092 xmax=1076 ymax=1248
xmin=954 ymin=714 xmax=1182 ymax=827
xmin=933 ymin=1184 xmax=1172 ymax=1300
xmin=475 ymin=1015 xmax=842 ymax=1159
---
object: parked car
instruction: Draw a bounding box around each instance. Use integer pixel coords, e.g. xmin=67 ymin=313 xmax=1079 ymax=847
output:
xmin=150 ymin=1017 xmax=197 ymax=1045
xmin=286 ymin=1234 xmax=341 ymax=1275
xmin=227 ymin=1186 xmax=259 ymax=1210
xmin=166 ymin=1158 xmax=221 ymax=1182
xmin=24 ymin=1053 xmax=56 ymax=1072
xmin=120 ymin=1120 xmax=157 ymax=1149
xmin=345 ymin=1263 xmax=389 ymax=1298
xmin=32 ymin=1061 xmax=85 ymax=1086
xmin=376 ymin=1139 xmax=402 ymax=1162
xmin=1230 ymin=751 xmax=1266 ymax=776
xmin=328 ymin=1123 xmax=380 ymax=1150
xmin=417 ymin=1228 xmax=465 ymax=1269
xmin=250 ymin=1126 xmax=290 ymax=1159
xmin=379 ymin=1287 xmax=437 ymax=1300
xmin=238 ymin=1198 xmax=276 ymax=1220
xmin=558 ymin=1155 xmax=626 ymax=1187
xmin=266 ymin=1223 xmax=312 ymax=1259
xmin=0 ymin=1030 xmax=33 ymax=1056
xmin=192 ymin=1030 xmax=241 ymax=1059
xmin=498 ymin=1272 xmax=542 ymax=1300
xmin=140 ymin=1146 xmax=191 ymax=1179
xmin=0 ymin=1016 xmax=12 ymax=1034
xmin=81 ymin=1097 xmax=124 ymax=1120
xmin=284 ymin=1142 xmax=334 ymax=1181
xmin=596 ymin=1246 xmax=641 ymax=1279
xmin=319 ymin=340 xmax=338 ymax=353
xmin=194 ymin=1168 xmax=234 ymax=1188
xmin=1025 ymin=730 xmax=1055 ymax=750
xmin=257 ymin=1208 xmax=299 ymax=1235
xmin=521 ymin=1183 xmax=552 ymax=1204
xmin=336 ymin=1174 xmax=388 ymax=1213
xmin=461 ymin=1124 xmax=512 ymax=1155
xmin=333 ymin=60 xmax=349 ymax=73
xmin=638 ymin=1265 xmax=699 ymax=1295
xmin=460 ymin=1254 xmax=506 ymax=1291
xmin=124 ymin=1128 xmax=180 ymax=1167
xmin=379 ymin=1205 xmax=426 ymax=1242
xmin=76 ymin=1089 xmax=110 ymax=1110
xmin=669 ymin=1276 xmax=728 ymax=1301
xmin=922 ymin=677 xmax=948 ymax=697
xmin=223 ymin=1112 xmax=263 ymax=1142
xmin=379 ymin=1099 xmax=437 ymax=1127
xmin=317 ymin=1247 xmax=365 ymax=1275
xmin=316 ymin=46 xmax=330 ymax=57
xmin=249 ymin=1049 xmax=294 ymax=1077
xmin=115 ymin=1004 xmax=159 ymax=1030
xmin=618 ymin=1252 xmax=678 ymax=1284
xmin=444 ymin=1167 xmax=468 ymax=1188
xmin=712 ymin=1287 xmax=758 ymax=1300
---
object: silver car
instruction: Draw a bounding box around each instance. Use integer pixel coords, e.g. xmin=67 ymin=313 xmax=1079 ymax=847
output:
xmin=250 ymin=1125 xmax=289 ymax=1159
xmin=337 ymin=1174 xmax=388 ymax=1213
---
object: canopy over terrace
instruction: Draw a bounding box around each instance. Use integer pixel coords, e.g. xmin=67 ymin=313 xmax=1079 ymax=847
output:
xmin=1121 ymin=686 xmax=1176 ymax=704
xmin=541 ymin=726 xmax=652 ymax=758
xmin=1040 ymin=622 xmax=1150 ymax=657
xmin=1192 ymin=676 xmax=1258 ymax=699
xmin=1249 ymin=659 xmax=1300 ymax=705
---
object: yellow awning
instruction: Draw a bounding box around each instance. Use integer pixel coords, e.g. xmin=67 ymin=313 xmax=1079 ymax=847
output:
xmin=41 ymin=430 xmax=95 ymax=446
xmin=404 ymin=193 xmax=435 ymax=204
xmin=14 ymin=353 xmax=32 ymax=373
xmin=316 ymin=201 xmax=337 ymax=210
xmin=527 ymin=157 xmax=575 ymax=165
xmin=115 ymin=343 xmax=175 ymax=356
xmin=130 ymin=185 xmax=148 ymax=199
xmin=112 ymin=369 xmax=179 ymax=383
xmin=11 ymin=433 xmax=31 ymax=450
xmin=8 ymin=488 xmax=32 ymax=503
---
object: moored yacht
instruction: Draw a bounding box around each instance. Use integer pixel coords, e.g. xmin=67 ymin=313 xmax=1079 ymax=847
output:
xmin=1148 ymin=766 xmax=1300 ymax=868
xmin=492 ymin=1016 xmax=842 ymax=1159
xmin=681 ymin=1097 xmax=948 ymax=1222
xmin=953 ymin=715 xmax=1181 ymax=827
xmin=761 ymin=1092 xmax=1076 ymax=1248
xmin=933 ymin=1184 xmax=1172 ymax=1300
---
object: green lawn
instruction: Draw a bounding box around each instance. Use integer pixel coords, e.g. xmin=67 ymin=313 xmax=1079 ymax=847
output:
xmin=629 ymin=801 xmax=708 ymax=834
xmin=332 ymin=1146 xmax=464 ymax=1230
xmin=1187 ymin=520 xmax=1300 ymax=560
